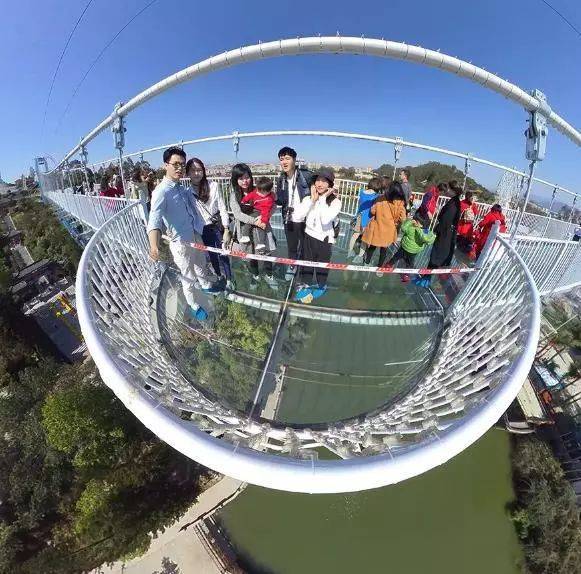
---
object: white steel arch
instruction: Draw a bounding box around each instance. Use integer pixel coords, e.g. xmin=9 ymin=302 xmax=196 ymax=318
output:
xmin=54 ymin=35 xmax=581 ymax=169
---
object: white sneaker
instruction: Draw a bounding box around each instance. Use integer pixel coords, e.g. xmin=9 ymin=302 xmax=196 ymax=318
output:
xmin=239 ymin=236 xmax=251 ymax=244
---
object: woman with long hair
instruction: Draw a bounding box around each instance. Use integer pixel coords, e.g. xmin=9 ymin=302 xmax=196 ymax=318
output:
xmin=98 ymin=174 xmax=122 ymax=198
xmin=128 ymin=166 xmax=149 ymax=201
xmin=229 ymin=163 xmax=276 ymax=287
xmin=186 ymin=157 xmax=233 ymax=289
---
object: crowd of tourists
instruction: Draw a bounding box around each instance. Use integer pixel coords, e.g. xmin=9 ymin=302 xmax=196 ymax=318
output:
xmin=143 ymin=145 xmax=504 ymax=321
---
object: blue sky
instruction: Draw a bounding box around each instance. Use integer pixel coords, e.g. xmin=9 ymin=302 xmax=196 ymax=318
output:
xmin=1 ymin=0 xmax=580 ymax=204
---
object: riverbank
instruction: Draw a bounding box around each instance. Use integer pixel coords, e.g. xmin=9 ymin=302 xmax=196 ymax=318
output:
xmin=96 ymin=476 xmax=244 ymax=574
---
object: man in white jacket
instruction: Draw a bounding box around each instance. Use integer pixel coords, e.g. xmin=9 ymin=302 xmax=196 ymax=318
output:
xmin=293 ymin=168 xmax=342 ymax=304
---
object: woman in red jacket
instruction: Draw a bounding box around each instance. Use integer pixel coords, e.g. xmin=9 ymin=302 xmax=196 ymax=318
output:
xmin=474 ymin=204 xmax=507 ymax=259
xmin=457 ymin=191 xmax=478 ymax=252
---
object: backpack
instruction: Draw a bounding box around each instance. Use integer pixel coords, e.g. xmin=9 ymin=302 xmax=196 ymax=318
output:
xmin=325 ymin=192 xmax=341 ymax=239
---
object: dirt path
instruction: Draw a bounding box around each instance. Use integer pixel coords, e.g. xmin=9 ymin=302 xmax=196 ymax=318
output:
xmin=95 ymin=476 xmax=244 ymax=574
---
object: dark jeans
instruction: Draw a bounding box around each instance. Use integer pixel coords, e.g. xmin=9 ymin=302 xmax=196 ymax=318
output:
xmin=284 ymin=220 xmax=305 ymax=260
xmin=241 ymin=222 xmax=268 ymax=247
xmin=202 ymin=224 xmax=232 ymax=280
xmin=239 ymin=214 xmax=273 ymax=277
xmin=364 ymin=245 xmax=389 ymax=267
xmin=388 ymin=246 xmax=416 ymax=268
xmin=240 ymin=207 xmax=268 ymax=248
xmin=300 ymin=233 xmax=332 ymax=287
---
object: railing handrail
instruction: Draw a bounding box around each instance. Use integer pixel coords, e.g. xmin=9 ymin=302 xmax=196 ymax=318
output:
xmin=79 ymin=130 xmax=580 ymax=200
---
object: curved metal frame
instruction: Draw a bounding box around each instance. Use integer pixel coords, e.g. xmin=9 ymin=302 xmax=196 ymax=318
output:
xmin=74 ymin=200 xmax=540 ymax=493
xmin=52 ymin=35 xmax=580 ymax=171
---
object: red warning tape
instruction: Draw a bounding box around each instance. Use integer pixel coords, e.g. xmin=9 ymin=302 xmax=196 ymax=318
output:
xmin=163 ymin=236 xmax=477 ymax=275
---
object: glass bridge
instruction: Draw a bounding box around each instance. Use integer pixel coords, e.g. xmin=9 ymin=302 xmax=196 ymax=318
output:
xmin=156 ymin=214 xmax=445 ymax=428
xmin=35 ymin=36 xmax=581 ymax=493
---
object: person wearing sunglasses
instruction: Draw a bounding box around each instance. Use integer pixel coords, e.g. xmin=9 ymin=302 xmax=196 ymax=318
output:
xmin=147 ymin=147 xmax=222 ymax=322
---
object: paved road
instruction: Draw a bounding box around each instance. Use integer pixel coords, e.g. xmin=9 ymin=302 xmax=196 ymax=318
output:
xmin=96 ymin=476 xmax=243 ymax=574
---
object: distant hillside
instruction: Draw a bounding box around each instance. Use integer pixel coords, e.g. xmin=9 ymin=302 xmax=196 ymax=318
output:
xmin=376 ymin=161 xmax=496 ymax=203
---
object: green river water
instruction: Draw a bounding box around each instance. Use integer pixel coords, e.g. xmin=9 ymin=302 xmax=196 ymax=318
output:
xmin=218 ymin=429 xmax=523 ymax=574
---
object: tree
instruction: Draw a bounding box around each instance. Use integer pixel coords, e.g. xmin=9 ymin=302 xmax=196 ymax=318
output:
xmin=42 ymin=382 xmax=140 ymax=470
xmin=10 ymin=199 xmax=81 ymax=275
xmin=0 ymin=304 xmax=212 ymax=573
xmin=510 ymin=436 xmax=581 ymax=574
xmin=339 ymin=166 xmax=356 ymax=180
xmin=0 ymin=258 xmax=10 ymax=294
xmin=375 ymin=163 xmax=395 ymax=177
xmin=374 ymin=160 xmax=496 ymax=202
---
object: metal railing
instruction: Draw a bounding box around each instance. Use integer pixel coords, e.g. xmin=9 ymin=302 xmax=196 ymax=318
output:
xmin=41 ymin=176 xmax=580 ymax=294
xmin=43 ymin=191 xmax=139 ymax=230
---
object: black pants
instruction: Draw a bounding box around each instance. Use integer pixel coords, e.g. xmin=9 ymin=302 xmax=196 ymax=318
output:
xmin=364 ymin=245 xmax=388 ymax=267
xmin=300 ymin=234 xmax=332 ymax=287
xmin=388 ymin=246 xmax=416 ymax=268
xmin=285 ymin=220 xmax=305 ymax=259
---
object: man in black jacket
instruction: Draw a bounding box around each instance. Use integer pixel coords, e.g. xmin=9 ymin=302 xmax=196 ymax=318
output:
xmin=275 ymin=147 xmax=313 ymax=267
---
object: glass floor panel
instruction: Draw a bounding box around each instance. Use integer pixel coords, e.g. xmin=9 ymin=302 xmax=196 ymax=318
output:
xmin=154 ymin=216 xmax=462 ymax=427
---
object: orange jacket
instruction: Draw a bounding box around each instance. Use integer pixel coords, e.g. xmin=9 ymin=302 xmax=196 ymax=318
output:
xmin=361 ymin=198 xmax=406 ymax=247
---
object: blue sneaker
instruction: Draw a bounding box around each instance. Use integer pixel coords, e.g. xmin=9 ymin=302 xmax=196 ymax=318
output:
xmin=413 ymin=276 xmax=431 ymax=289
xmin=202 ymin=282 xmax=224 ymax=295
xmin=310 ymin=285 xmax=328 ymax=300
xmin=189 ymin=305 xmax=209 ymax=321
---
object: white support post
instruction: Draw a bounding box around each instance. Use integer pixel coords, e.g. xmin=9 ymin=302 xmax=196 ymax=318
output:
xmin=392 ymin=137 xmax=403 ymax=179
xmin=542 ymin=187 xmax=558 ymax=237
xmin=80 ymin=141 xmax=90 ymax=194
xmin=462 ymin=154 xmax=472 ymax=191
xmin=510 ymin=160 xmax=537 ymax=242
xmin=233 ymin=131 xmax=240 ymax=159
xmin=112 ymin=102 xmax=128 ymax=198
xmin=566 ymin=196 xmax=577 ymax=238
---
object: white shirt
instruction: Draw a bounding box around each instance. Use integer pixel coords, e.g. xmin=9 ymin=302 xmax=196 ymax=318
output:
xmin=287 ymin=172 xmax=304 ymax=222
xmin=194 ymin=181 xmax=229 ymax=228
xmin=293 ymin=193 xmax=342 ymax=243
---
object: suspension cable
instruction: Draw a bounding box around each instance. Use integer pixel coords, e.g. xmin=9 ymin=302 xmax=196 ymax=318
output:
xmin=54 ymin=0 xmax=159 ymax=133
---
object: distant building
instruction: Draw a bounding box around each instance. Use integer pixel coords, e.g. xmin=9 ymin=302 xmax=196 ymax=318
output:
xmin=23 ymin=282 xmax=87 ymax=362
xmin=10 ymin=259 xmax=65 ymax=303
